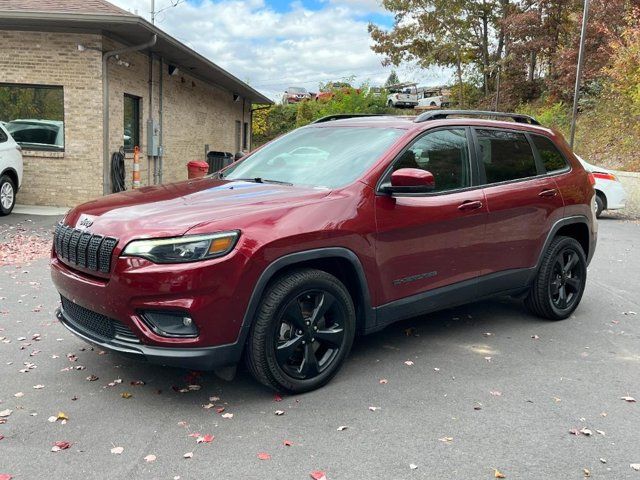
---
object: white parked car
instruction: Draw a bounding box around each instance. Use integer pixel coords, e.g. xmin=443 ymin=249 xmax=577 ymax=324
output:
xmin=0 ymin=123 xmax=23 ymax=215
xmin=578 ymin=156 xmax=627 ymax=218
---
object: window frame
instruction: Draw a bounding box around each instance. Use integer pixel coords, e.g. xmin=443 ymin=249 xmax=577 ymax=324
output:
xmin=471 ymin=126 xmax=547 ymax=187
xmin=528 ymin=133 xmax=572 ymax=176
xmin=0 ymin=82 xmax=65 ymax=152
xmin=376 ymin=126 xmax=480 ymax=197
xmin=123 ymin=93 xmax=141 ymax=152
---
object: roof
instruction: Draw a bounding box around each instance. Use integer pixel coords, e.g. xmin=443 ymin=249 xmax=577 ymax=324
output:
xmin=0 ymin=0 xmax=132 ymax=16
xmin=0 ymin=0 xmax=271 ymax=104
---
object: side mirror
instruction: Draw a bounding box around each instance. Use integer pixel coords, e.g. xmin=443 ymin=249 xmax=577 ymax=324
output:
xmin=382 ymin=168 xmax=435 ymax=194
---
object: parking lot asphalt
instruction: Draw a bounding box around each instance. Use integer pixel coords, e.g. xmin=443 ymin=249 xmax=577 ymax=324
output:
xmin=1 ymin=215 xmax=639 ymax=480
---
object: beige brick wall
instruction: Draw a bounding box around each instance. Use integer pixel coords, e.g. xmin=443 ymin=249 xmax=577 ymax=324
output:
xmin=1 ymin=31 xmax=253 ymax=207
xmin=105 ymin=38 xmax=251 ymax=189
xmin=0 ymin=31 xmax=103 ymax=207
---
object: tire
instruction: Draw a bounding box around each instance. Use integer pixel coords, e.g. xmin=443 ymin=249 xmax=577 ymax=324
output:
xmin=0 ymin=175 xmax=16 ymax=216
xmin=525 ymin=236 xmax=587 ymax=320
xmin=245 ymin=269 xmax=356 ymax=393
xmin=595 ymin=194 xmax=605 ymax=218
xmin=387 ymin=100 xmax=394 ymax=107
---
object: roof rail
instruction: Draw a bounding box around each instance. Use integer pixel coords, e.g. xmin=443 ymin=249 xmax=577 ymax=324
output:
xmin=414 ymin=110 xmax=540 ymax=125
xmin=312 ymin=114 xmax=386 ymax=124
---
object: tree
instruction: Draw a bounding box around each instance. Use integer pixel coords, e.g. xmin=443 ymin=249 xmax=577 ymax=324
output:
xmin=384 ymin=70 xmax=400 ymax=86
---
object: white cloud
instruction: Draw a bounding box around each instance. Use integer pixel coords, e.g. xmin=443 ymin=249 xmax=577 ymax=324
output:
xmin=110 ymin=0 xmax=452 ymax=100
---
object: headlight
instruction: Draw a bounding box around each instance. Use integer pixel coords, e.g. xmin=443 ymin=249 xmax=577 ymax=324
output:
xmin=122 ymin=231 xmax=239 ymax=263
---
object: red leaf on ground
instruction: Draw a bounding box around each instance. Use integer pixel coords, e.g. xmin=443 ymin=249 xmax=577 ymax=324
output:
xmin=51 ymin=441 xmax=71 ymax=452
xmin=283 ymin=440 xmax=293 ymax=446
xmin=274 ymin=394 xmax=283 ymax=402
xmin=0 ymin=474 xmax=13 ymax=480
xmin=310 ymin=471 xmax=327 ymax=480
xmin=257 ymin=452 xmax=271 ymax=460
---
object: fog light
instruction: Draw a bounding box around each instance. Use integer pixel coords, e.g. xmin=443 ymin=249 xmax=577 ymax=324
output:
xmin=140 ymin=311 xmax=199 ymax=338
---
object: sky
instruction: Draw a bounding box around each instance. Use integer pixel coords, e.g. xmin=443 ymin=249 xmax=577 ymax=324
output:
xmin=109 ymin=0 xmax=452 ymax=101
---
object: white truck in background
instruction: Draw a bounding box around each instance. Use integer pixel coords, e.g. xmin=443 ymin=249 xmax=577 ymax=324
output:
xmin=386 ymin=83 xmax=418 ymax=108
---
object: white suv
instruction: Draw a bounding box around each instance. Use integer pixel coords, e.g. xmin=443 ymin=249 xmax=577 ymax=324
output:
xmin=0 ymin=123 xmax=23 ymax=215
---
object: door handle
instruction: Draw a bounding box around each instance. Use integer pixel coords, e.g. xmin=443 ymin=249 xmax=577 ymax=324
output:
xmin=458 ymin=200 xmax=483 ymax=211
xmin=538 ymin=188 xmax=558 ymax=198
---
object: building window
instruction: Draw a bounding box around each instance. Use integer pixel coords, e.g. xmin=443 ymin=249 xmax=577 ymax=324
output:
xmin=243 ymin=122 xmax=249 ymax=150
xmin=123 ymin=94 xmax=141 ymax=150
xmin=235 ymin=120 xmax=241 ymax=154
xmin=0 ymin=83 xmax=64 ymax=151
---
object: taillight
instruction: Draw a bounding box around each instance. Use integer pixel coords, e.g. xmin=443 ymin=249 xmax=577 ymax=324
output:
xmin=593 ymin=172 xmax=618 ymax=182
xmin=587 ymin=172 xmax=596 ymax=186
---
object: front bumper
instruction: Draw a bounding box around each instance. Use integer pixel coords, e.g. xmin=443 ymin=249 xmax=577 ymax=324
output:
xmin=56 ymin=306 xmax=242 ymax=370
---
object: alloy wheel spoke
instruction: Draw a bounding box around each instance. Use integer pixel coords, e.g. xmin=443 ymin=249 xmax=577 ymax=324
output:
xmin=310 ymin=292 xmax=336 ymax=325
xmin=565 ymin=277 xmax=581 ymax=292
xmin=551 ymin=279 xmax=561 ymax=295
xmin=314 ymin=327 xmax=344 ymax=347
xmin=564 ymin=253 xmax=578 ymax=274
xmin=283 ymin=301 xmax=306 ymax=329
xmin=276 ymin=335 xmax=304 ymax=364
xmin=558 ymin=285 xmax=567 ymax=308
xmin=299 ymin=343 xmax=320 ymax=377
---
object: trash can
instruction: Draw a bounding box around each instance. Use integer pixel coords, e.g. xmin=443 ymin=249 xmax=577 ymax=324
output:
xmin=206 ymin=151 xmax=234 ymax=174
xmin=187 ymin=160 xmax=209 ymax=179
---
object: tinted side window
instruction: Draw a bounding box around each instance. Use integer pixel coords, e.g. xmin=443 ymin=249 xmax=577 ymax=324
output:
xmin=0 ymin=128 xmax=7 ymax=143
xmin=476 ymin=129 xmax=537 ymax=183
xmin=532 ymin=135 xmax=569 ymax=173
xmin=392 ymin=129 xmax=471 ymax=192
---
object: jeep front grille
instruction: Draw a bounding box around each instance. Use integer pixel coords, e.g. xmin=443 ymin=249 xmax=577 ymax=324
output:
xmin=54 ymin=223 xmax=118 ymax=273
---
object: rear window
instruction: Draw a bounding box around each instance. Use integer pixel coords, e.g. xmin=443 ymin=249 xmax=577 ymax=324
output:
xmin=532 ymin=135 xmax=569 ymax=173
xmin=476 ymin=129 xmax=538 ymax=183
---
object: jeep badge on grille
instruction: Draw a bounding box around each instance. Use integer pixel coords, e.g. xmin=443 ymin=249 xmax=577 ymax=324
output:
xmin=79 ymin=217 xmax=93 ymax=228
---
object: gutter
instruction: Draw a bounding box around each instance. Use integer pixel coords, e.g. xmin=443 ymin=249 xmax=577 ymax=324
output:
xmin=102 ymin=34 xmax=157 ymax=195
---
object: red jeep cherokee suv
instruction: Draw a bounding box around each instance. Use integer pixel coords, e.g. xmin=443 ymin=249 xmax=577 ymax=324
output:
xmin=51 ymin=110 xmax=597 ymax=393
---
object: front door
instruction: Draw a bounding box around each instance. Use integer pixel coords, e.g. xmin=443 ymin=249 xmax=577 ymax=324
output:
xmin=374 ymin=128 xmax=487 ymax=308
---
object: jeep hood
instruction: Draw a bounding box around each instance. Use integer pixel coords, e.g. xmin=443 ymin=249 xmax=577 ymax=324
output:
xmin=63 ymin=178 xmax=331 ymax=238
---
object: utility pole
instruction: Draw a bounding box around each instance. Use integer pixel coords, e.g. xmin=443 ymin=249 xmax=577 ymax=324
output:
xmin=569 ymin=0 xmax=590 ymax=149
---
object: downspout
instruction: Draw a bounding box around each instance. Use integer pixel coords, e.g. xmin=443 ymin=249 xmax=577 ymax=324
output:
xmin=102 ymin=34 xmax=157 ymax=195
xmin=158 ymin=56 xmax=164 ymax=183
xmin=148 ymin=51 xmax=154 ymax=186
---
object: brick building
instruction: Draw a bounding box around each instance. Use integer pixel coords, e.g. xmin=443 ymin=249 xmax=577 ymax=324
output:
xmin=0 ymin=0 xmax=271 ymax=207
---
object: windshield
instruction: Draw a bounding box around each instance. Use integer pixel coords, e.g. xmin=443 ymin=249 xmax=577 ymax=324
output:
xmin=222 ymin=126 xmax=403 ymax=188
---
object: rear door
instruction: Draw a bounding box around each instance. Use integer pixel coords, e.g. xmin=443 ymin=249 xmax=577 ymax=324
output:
xmin=473 ymin=128 xmax=564 ymax=278
xmin=374 ymin=127 xmax=487 ymax=306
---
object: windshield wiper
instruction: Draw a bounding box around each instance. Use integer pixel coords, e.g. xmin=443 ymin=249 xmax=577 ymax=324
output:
xmin=227 ymin=177 xmax=293 ymax=186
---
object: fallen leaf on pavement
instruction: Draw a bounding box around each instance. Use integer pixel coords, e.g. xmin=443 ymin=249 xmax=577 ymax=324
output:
xmin=404 ymin=360 xmax=414 ymax=366
xmin=196 ymin=434 xmax=214 ymax=444
xmin=86 ymin=375 xmax=98 ymax=382
xmin=111 ymin=446 xmax=124 ymax=455
xmin=33 ymin=385 xmax=45 ymax=389
xmin=494 ymin=469 xmax=506 ymax=478
xmin=368 ymin=406 xmax=379 ymax=412
xmin=409 ymin=464 xmax=418 ymax=470
xmin=337 ymin=426 xmax=348 ymax=431
xmin=221 ymin=413 xmax=233 ymax=419
xmin=51 ymin=441 xmax=71 ymax=452
xmin=274 ymin=394 xmax=283 ymax=402
xmin=0 ymin=474 xmax=12 ymax=480
xmin=121 ymin=392 xmax=133 ymax=399
xmin=0 ymin=410 xmax=12 ymax=418
xmin=621 ymin=396 xmax=636 ymax=403
xmin=569 ymin=429 xmax=581 ymax=436
xmin=183 ymin=452 xmax=193 ymax=459
xmin=144 ymin=454 xmax=156 ymax=462
xmin=310 ymin=471 xmax=327 ymax=480
xmin=379 ymin=378 xmax=388 ymax=384
xmin=283 ymin=440 xmax=293 ymax=446
xmin=257 ymin=452 xmax=271 ymax=460
xmin=580 ymin=428 xmax=593 ymax=436
xmin=490 ymin=391 xmax=502 ymax=397
xmin=274 ymin=410 xmax=285 ymax=416
xmin=583 ymin=468 xmax=591 ymax=477
xmin=631 ymin=464 xmax=640 ymax=471
xmin=438 ymin=437 xmax=453 ymax=443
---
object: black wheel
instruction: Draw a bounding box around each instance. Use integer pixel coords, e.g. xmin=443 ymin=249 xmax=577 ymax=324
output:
xmin=0 ymin=175 xmax=16 ymax=216
xmin=525 ymin=236 xmax=587 ymax=320
xmin=595 ymin=194 xmax=605 ymax=218
xmin=245 ymin=269 xmax=356 ymax=393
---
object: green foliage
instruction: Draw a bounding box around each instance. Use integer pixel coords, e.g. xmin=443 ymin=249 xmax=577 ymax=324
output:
xmin=385 ymin=70 xmax=400 ymax=87
xmin=448 ymin=81 xmax=483 ymax=108
xmin=253 ymin=86 xmax=391 ymax=146
xmin=516 ymin=101 xmax=571 ymax=133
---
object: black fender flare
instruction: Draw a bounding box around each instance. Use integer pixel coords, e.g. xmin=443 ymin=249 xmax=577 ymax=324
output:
xmin=535 ymin=215 xmax=594 ymax=271
xmin=233 ymin=247 xmax=374 ymax=358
